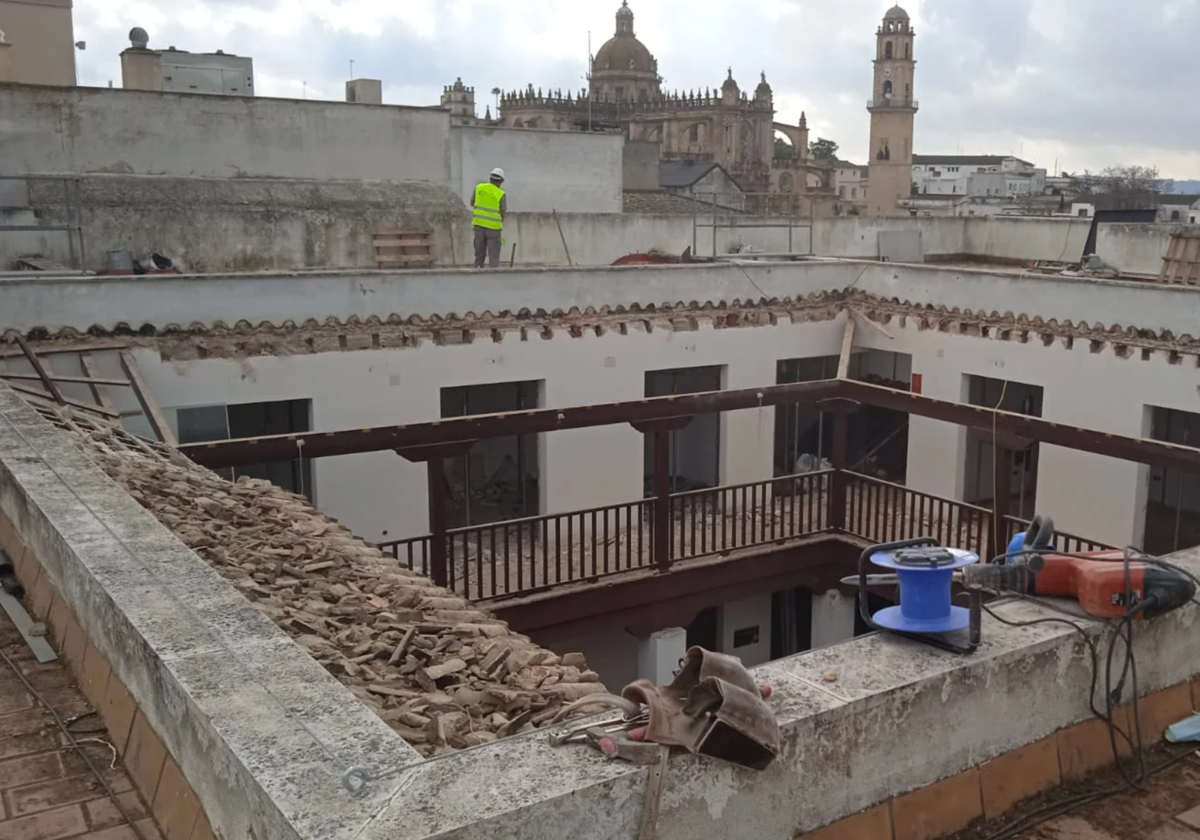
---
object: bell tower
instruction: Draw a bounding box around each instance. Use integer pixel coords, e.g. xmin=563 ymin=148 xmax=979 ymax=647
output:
xmin=866 ymin=5 xmax=917 ymax=216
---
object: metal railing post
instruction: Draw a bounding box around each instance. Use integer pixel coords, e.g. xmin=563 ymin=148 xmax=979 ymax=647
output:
xmin=652 ymin=429 xmax=672 ymax=573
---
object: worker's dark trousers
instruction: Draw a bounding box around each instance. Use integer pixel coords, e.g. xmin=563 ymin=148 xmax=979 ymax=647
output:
xmin=474 ymin=226 xmax=502 ymax=268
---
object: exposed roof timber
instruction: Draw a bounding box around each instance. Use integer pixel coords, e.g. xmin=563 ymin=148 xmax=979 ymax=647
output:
xmin=180 ymin=378 xmax=1200 ymax=475
xmin=840 ymin=380 xmax=1200 ymax=473
xmin=836 ymin=315 xmax=856 ymax=380
xmin=180 ymin=379 xmax=842 ymax=467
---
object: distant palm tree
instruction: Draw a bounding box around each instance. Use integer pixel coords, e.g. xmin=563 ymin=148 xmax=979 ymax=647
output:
xmin=491 ymin=87 xmax=501 ymax=113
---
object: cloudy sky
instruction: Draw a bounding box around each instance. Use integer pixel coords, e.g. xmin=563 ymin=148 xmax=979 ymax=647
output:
xmin=74 ymin=0 xmax=1200 ymax=179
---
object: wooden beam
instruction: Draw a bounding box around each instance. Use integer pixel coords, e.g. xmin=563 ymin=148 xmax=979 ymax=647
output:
xmin=0 ymin=370 xmax=131 ymax=388
xmin=3 ymin=382 xmax=120 ymax=419
xmin=836 ymin=315 xmax=856 ymax=380
xmin=79 ymin=354 xmax=117 ymax=412
xmin=842 ymin=379 xmax=1200 ymax=474
xmin=119 ymin=351 xmax=176 ymax=445
xmin=180 ymin=379 xmax=843 ymax=468
xmin=179 ymin=376 xmax=1200 ymax=477
xmin=14 ymin=334 xmax=64 ymax=404
xmin=848 ymin=307 xmax=895 ymax=341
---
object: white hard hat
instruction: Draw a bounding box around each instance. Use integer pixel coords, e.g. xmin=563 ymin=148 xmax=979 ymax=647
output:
xmin=490 ymin=167 xmax=506 ymax=180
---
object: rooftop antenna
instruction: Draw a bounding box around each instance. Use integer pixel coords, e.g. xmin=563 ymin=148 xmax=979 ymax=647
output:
xmin=349 ymin=59 xmax=355 ymax=79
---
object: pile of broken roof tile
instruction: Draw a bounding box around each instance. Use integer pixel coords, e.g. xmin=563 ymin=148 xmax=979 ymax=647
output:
xmin=65 ymin=419 xmax=607 ymax=757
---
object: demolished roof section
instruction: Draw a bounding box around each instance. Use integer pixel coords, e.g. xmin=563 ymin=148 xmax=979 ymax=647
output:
xmin=52 ymin=411 xmax=607 ymax=757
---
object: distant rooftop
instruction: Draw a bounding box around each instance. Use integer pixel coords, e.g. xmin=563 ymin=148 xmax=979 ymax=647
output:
xmin=913 ymin=154 xmax=1035 ymax=167
xmin=1156 ymin=193 xmax=1200 ymax=206
xmin=659 ymin=159 xmax=735 ymax=189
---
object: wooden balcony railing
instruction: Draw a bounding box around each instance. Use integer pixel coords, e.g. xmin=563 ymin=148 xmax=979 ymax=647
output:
xmin=668 ymin=471 xmax=830 ymax=562
xmin=377 ymin=469 xmax=1111 ymax=603
xmin=843 ymin=472 xmax=992 ymax=560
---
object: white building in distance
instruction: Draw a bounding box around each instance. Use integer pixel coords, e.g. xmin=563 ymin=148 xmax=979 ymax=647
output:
xmin=912 ymin=155 xmax=1047 ymax=199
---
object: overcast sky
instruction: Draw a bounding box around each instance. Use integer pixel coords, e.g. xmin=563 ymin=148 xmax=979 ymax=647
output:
xmin=74 ymin=0 xmax=1200 ymax=179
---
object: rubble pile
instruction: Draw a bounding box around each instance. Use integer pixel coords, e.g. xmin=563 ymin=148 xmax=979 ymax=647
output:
xmin=66 ymin=421 xmax=607 ymax=757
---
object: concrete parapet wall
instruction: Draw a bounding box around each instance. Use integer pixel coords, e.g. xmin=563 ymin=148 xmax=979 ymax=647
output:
xmin=0 ymin=384 xmax=422 ymax=840
xmin=0 ymin=83 xmax=452 ymax=184
xmin=3 ymin=260 xmax=1198 ymax=339
xmin=450 ymin=126 xmax=624 ymax=214
xmin=5 ymin=169 xmax=1180 ymax=274
xmin=356 ymin=556 xmax=1200 ymax=840
xmin=19 ymin=173 xmax=471 ymax=274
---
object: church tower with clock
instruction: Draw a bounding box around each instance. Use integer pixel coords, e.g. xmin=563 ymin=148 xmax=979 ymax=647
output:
xmin=866 ymin=5 xmax=918 ymax=216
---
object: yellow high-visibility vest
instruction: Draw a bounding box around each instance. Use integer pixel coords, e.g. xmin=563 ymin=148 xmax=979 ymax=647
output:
xmin=473 ymin=182 xmax=506 ymax=230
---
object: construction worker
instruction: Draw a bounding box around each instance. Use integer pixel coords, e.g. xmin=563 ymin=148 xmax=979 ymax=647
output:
xmin=470 ymin=167 xmax=507 ymax=268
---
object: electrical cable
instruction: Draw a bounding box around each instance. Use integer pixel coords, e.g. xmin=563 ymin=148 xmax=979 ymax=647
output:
xmin=0 ymin=643 xmax=153 ymax=840
xmin=960 ymin=539 xmax=1200 ymax=838
xmin=977 ymin=746 xmax=1199 ymax=840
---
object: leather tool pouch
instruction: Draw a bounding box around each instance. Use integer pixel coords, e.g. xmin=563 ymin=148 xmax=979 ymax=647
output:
xmin=621 ymin=646 xmax=780 ymax=770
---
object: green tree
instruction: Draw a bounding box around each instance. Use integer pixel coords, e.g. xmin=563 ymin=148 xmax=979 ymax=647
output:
xmin=1068 ymin=165 xmax=1172 ymax=210
xmin=809 ymin=137 xmax=839 ymax=161
xmin=774 ymin=137 xmax=794 ymax=161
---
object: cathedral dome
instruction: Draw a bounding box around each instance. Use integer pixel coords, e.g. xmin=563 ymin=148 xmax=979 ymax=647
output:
xmin=593 ymin=2 xmax=656 ymax=74
xmin=884 ymin=5 xmax=909 ymax=20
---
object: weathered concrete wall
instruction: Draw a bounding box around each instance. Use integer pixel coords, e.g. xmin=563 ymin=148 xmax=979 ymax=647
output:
xmin=16 ymin=174 xmax=470 ymax=273
xmin=1096 ymin=222 xmax=1181 ymax=277
xmin=0 ymin=384 xmax=422 ymax=840
xmin=11 ymin=174 xmax=810 ymax=271
xmin=449 ymin=126 xmax=624 ymax=214
xmin=623 ymin=141 xmax=660 ymax=191
xmin=962 ymin=216 xmax=1091 ymax=264
xmin=0 ymin=83 xmax=452 ymax=183
xmin=7 ymin=167 xmax=1180 ymax=272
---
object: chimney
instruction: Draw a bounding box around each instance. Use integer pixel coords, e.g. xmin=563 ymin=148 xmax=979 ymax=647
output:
xmin=345 ymin=78 xmax=383 ymax=105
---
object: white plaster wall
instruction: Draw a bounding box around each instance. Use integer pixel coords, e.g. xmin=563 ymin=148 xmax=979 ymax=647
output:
xmin=451 ymin=127 xmax=624 ymax=214
xmin=717 ymin=594 xmax=773 ymax=668
xmin=810 ymin=589 xmax=857 ymax=649
xmin=0 ymin=84 xmax=452 ymax=183
xmin=130 ymin=317 xmax=843 ymax=542
xmin=546 ymin=629 xmax=642 ymax=691
xmin=870 ymin=326 xmax=1200 ymax=548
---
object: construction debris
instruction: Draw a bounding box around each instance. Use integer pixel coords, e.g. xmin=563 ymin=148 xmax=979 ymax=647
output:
xmin=47 ymin=412 xmax=607 ymax=757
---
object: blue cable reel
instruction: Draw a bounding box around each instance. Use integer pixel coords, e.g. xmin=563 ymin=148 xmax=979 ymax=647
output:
xmin=857 ymin=538 xmax=984 ymax=654
xmin=856 ymin=517 xmax=1057 ymax=654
